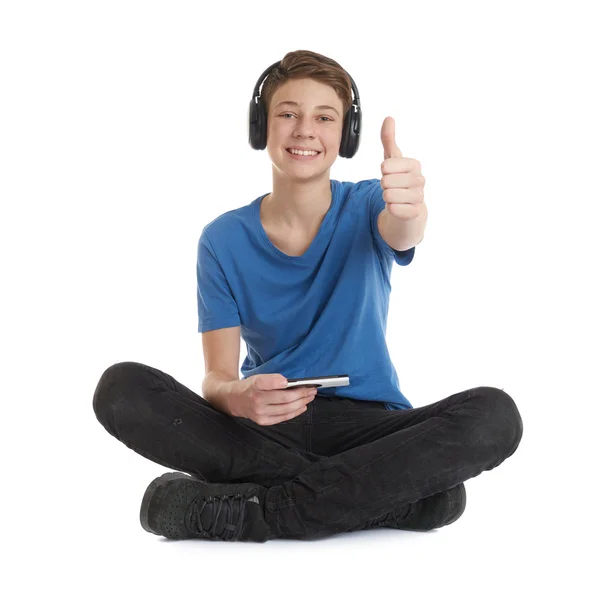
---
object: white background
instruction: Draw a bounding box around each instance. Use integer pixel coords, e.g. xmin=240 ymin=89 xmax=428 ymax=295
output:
xmin=2 ymin=0 xmax=598 ymax=598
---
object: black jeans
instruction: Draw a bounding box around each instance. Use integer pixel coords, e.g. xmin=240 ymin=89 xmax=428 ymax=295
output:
xmin=92 ymin=361 xmax=523 ymax=540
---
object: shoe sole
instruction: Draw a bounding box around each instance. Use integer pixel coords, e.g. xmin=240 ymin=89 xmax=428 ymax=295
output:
xmin=140 ymin=472 xmax=196 ymax=536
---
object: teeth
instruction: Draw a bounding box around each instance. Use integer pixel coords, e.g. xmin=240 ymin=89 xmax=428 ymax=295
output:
xmin=289 ymin=148 xmax=318 ymax=156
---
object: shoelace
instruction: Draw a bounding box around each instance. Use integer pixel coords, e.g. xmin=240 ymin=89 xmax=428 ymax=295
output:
xmin=184 ymin=492 xmax=248 ymax=540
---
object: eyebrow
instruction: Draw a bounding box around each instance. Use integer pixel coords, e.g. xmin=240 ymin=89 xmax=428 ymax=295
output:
xmin=274 ymin=101 xmax=340 ymax=117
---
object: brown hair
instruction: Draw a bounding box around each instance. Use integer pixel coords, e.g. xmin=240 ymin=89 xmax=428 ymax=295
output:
xmin=260 ymin=50 xmax=353 ymax=120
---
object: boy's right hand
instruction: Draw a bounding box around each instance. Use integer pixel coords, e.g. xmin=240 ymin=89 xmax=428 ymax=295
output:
xmin=229 ymin=374 xmax=317 ymax=426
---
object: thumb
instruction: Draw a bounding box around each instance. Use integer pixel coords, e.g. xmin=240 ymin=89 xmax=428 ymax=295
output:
xmin=381 ymin=116 xmax=403 ymax=160
xmin=255 ymin=373 xmax=288 ymax=390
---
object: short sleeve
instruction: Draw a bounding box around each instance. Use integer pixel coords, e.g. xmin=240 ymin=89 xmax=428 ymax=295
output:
xmin=196 ymin=231 xmax=241 ymax=333
xmin=368 ymin=179 xmax=415 ymax=267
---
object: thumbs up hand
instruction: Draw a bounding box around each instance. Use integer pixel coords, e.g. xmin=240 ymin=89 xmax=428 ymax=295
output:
xmin=380 ymin=116 xmax=426 ymax=221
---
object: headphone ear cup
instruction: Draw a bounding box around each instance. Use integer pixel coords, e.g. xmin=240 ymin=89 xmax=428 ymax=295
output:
xmin=257 ymin=99 xmax=267 ymax=150
xmin=339 ymin=106 xmax=361 ymax=158
xmin=338 ymin=111 xmax=350 ymax=158
xmin=248 ymin=97 xmax=268 ymax=150
xmin=351 ymin=107 xmax=362 ymax=156
xmin=248 ymin=99 xmax=257 ymax=149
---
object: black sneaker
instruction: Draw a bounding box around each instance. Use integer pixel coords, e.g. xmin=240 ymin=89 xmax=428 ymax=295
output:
xmin=140 ymin=472 xmax=274 ymax=542
xmin=359 ymin=483 xmax=467 ymax=532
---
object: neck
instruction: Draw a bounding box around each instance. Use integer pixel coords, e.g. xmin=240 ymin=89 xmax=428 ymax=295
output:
xmin=263 ymin=170 xmax=332 ymax=230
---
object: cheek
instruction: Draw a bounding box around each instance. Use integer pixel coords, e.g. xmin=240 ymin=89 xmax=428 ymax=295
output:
xmin=325 ymin=132 xmax=342 ymax=152
xmin=329 ymin=128 xmax=343 ymax=143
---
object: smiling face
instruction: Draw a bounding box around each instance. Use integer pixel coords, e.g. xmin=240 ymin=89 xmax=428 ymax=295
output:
xmin=266 ymin=77 xmax=345 ymax=179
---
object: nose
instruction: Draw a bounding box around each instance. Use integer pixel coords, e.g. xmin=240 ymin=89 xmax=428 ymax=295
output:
xmin=293 ymin=115 xmax=316 ymax=138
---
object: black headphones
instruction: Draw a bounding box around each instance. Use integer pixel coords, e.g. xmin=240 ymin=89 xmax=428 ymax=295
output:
xmin=248 ymin=60 xmax=362 ymax=158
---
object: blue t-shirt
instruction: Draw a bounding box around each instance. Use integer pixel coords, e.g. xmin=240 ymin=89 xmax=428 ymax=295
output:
xmin=196 ymin=178 xmax=415 ymax=411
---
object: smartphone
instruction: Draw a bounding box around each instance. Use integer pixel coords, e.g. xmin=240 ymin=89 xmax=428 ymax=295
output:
xmin=285 ymin=374 xmax=350 ymax=389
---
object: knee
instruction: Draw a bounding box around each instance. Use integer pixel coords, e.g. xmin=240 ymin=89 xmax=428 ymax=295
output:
xmin=92 ymin=361 xmax=147 ymax=426
xmin=469 ymin=386 xmax=523 ymax=458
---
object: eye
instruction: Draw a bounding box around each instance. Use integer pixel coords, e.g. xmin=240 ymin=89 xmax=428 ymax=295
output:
xmin=280 ymin=113 xmax=333 ymax=122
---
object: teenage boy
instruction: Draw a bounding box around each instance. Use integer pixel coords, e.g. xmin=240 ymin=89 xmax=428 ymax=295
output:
xmin=93 ymin=50 xmax=523 ymax=542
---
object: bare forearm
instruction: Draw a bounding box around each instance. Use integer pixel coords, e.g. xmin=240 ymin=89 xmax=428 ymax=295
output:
xmin=201 ymin=371 xmax=241 ymax=416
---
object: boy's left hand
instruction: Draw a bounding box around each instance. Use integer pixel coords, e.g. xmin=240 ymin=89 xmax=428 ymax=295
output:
xmin=380 ymin=116 xmax=426 ymax=221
